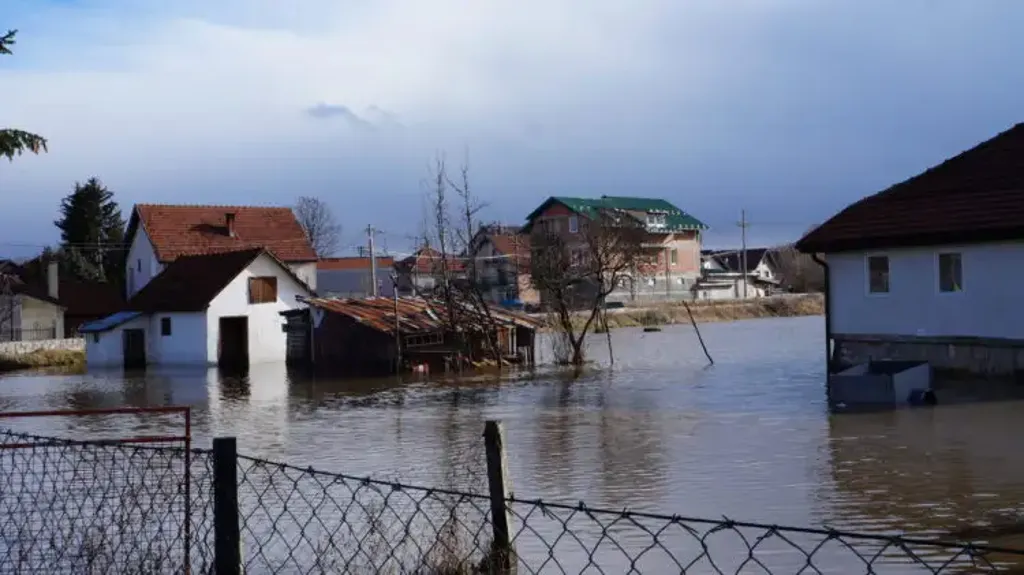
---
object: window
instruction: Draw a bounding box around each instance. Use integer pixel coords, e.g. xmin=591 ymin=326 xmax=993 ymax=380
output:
xmin=248 ymin=276 xmax=278 ymax=304
xmin=160 ymin=317 xmax=172 ymax=336
xmin=938 ymin=252 xmax=963 ymax=293
xmin=92 ymin=333 xmax=99 ymax=343
xmin=568 ymin=215 xmax=579 ymax=234
xmin=867 ymin=255 xmax=889 ymax=294
xmin=646 ymin=213 xmax=666 ymax=227
xmin=137 ymin=259 xmax=141 ymax=272
xmin=670 ymin=249 xmax=678 ymax=265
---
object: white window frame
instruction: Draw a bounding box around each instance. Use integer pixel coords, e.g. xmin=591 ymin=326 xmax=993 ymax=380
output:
xmin=864 ymin=253 xmax=890 ymax=296
xmin=568 ymin=215 xmax=579 ymax=234
xmin=936 ymin=251 xmax=965 ymax=294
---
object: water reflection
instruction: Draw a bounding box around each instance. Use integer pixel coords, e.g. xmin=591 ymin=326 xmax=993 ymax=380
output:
xmin=4 ymin=316 xmax=1024 ymax=555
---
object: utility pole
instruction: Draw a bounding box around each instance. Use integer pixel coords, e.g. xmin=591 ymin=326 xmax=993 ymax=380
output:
xmin=367 ymin=225 xmax=378 ymax=297
xmin=738 ymin=209 xmax=749 ymax=299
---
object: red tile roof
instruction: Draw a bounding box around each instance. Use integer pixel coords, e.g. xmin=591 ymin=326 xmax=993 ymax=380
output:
xmin=797 ymin=123 xmax=1024 ymax=253
xmin=318 ymin=257 xmax=395 ymax=271
xmin=127 ymin=204 xmax=317 ymax=263
xmin=127 ymin=248 xmax=309 ymax=312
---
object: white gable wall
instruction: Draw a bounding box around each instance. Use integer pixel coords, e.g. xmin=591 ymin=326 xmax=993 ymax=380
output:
xmin=206 ymin=253 xmax=310 ymax=364
xmin=289 ymin=262 xmax=317 ymax=292
xmin=126 ymin=229 xmax=163 ymax=298
xmin=828 ymin=241 xmax=1021 ymax=339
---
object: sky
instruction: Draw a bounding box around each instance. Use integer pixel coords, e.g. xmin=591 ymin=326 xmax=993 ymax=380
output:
xmin=2 ymin=0 xmax=1024 ymax=258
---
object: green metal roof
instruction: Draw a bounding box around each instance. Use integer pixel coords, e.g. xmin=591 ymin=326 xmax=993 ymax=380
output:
xmin=524 ymin=196 xmax=708 ymax=232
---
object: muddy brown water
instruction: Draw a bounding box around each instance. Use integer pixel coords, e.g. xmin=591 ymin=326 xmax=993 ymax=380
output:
xmin=2 ymin=315 xmax=1024 ymax=572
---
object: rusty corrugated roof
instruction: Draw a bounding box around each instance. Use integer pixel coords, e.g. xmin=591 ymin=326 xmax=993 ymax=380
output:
xmin=304 ymin=296 xmax=540 ymax=335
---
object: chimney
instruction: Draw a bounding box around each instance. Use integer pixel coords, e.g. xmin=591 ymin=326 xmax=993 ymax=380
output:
xmin=225 ymin=212 xmax=237 ymax=237
xmin=47 ymin=261 xmax=58 ymax=300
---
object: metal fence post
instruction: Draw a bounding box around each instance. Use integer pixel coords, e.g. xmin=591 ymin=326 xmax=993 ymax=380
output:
xmin=484 ymin=420 xmax=516 ymax=573
xmin=213 ymin=437 xmax=241 ymax=575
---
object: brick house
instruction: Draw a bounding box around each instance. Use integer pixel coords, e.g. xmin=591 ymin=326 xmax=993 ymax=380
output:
xmin=393 ymin=247 xmax=467 ymax=297
xmin=523 ymin=196 xmax=707 ymax=305
xmin=467 ymin=225 xmax=539 ymax=308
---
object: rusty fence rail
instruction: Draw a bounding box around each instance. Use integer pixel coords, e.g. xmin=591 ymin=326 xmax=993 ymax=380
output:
xmin=2 ymin=423 xmax=1024 ymax=574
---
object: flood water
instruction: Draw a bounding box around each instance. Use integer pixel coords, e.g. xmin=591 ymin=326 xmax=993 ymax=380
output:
xmin=3 ymin=315 xmax=1024 ymax=571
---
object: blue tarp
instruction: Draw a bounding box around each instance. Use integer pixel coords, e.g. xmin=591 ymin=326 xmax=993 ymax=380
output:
xmin=78 ymin=311 xmax=143 ymax=333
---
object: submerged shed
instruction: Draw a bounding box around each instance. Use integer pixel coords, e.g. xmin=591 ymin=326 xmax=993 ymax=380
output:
xmin=282 ymin=296 xmax=540 ymax=375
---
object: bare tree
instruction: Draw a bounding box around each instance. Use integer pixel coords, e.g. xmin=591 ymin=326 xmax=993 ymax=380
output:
xmin=530 ymin=204 xmax=657 ymax=366
xmin=772 ymin=244 xmax=825 ymax=293
xmin=294 ymin=196 xmax=341 ymax=257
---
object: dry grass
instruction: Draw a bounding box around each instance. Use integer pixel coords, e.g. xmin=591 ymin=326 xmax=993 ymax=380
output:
xmin=564 ymin=294 xmax=823 ymax=332
xmin=0 ymin=348 xmax=85 ymax=373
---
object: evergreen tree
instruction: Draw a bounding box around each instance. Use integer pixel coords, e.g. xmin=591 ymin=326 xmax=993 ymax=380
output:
xmin=54 ymin=178 xmax=126 ymax=286
xmin=1 ymin=30 xmax=47 ymax=162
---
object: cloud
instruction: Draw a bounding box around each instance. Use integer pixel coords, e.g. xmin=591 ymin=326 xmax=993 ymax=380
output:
xmin=2 ymin=0 xmax=1024 ymax=253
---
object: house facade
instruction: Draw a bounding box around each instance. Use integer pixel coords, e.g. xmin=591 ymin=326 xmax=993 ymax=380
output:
xmin=796 ymin=122 xmax=1024 ymax=378
xmin=124 ymin=204 xmax=318 ymax=298
xmin=394 ymin=247 xmax=467 ymax=297
xmin=81 ymin=249 xmax=311 ymax=368
xmin=468 ymin=225 xmax=538 ymax=308
xmin=0 ymin=261 xmax=64 ymax=342
xmin=523 ymin=196 xmax=707 ymax=305
xmin=696 ymin=248 xmax=780 ymax=300
xmin=317 ymin=256 xmax=395 ymax=298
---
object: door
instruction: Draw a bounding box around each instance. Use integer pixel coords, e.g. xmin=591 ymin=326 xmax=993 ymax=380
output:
xmin=122 ymin=329 xmax=146 ymax=369
xmin=219 ymin=316 xmax=249 ymax=369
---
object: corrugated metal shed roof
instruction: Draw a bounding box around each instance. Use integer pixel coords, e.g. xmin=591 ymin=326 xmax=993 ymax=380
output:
xmin=78 ymin=311 xmax=144 ymax=333
xmin=304 ymin=296 xmax=540 ymax=335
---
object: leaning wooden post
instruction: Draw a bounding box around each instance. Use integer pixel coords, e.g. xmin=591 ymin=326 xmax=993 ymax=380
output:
xmin=483 ymin=420 xmax=516 ymax=573
xmin=212 ymin=437 xmax=242 ymax=575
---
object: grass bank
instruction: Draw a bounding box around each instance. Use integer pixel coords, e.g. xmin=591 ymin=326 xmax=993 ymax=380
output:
xmin=0 ymin=348 xmax=86 ymax=374
xmin=595 ymin=294 xmax=823 ymax=331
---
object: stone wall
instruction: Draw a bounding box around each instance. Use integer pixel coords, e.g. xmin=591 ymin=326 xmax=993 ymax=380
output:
xmin=0 ymin=338 xmax=85 ymax=356
xmin=835 ymin=336 xmax=1024 ymax=377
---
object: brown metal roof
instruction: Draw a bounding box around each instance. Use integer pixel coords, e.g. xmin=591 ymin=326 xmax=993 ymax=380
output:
xmin=797 ymin=123 xmax=1024 ymax=253
xmin=304 ymin=296 xmax=541 ymax=335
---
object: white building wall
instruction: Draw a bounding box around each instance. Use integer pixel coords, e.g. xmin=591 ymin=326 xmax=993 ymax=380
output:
xmin=289 ymin=262 xmax=317 ymax=292
xmin=126 ymin=230 xmax=163 ymax=297
xmin=828 ymin=241 xmax=1022 ymax=339
xmin=145 ymin=313 xmax=208 ymax=365
xmin=19 ymin=297 xmax=62 ymax=338
xmin=84 ymin=316 xmax=149 ymax=367
xmin=206 ymin=253 xmax=310 ymax=364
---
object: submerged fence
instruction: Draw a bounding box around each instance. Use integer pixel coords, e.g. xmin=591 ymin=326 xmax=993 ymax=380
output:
xmin=0 ymin=422 xmax=1023 ymax=574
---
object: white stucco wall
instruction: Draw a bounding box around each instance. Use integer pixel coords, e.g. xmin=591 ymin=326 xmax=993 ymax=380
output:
xmin=147 ymin=313 xmax=208 ymax=365
xmin=288 ymin=262 xmax=317 ymax=292
xmin=828 ymin=241 xmax=1021 ymax=339
xmin=85 ymin=315 xmax=149 ymax=367
xmin=126 ymin=229 xmax=163 ymax=297
xmin=18 ymin=297 xmax=63 ymax=339
xmin=206 ymin=253 xmax=310 ymax=364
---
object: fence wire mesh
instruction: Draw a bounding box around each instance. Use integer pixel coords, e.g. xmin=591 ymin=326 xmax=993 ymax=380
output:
xmin=2 ymin=427 xmax=1024 ymax=574
xmin=0 ymin=428 xmax=213 ymax=574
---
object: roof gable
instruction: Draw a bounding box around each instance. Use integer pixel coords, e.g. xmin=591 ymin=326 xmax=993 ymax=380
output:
xmin=797 ymin=123 xmax=1024 ymax=253
xmin=126 ymin=204 xmax=317 ymax=264
xmin=126 ymin=248 xmax=310 ymax=313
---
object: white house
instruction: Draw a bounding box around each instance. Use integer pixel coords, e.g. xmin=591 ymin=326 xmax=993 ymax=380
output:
xmin=796 ymin=122 xmax=1024 ymax=378
xmin=124 ymin=204 xmax=319 ymax=298
xmin=0 ymin=261 xmax=64 ymax=342
xmin=80 ymin=248 xmax=312 ymax=368
xmin=695 ymin=248 xmax=779 ymax=300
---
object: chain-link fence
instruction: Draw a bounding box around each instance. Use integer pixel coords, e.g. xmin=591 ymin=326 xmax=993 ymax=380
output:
xmin=2 ymin=424 xmax=1024 ymax=574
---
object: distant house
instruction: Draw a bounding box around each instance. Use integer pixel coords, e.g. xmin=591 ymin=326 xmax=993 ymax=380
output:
xmin=317 ymin=256 xmax=395 ymax=298
xmin=796 ymin=122 xmax=1024 ymax=377
xmin=393 ymin=247 xmax=467 ymax=297
xmin=696 ymin=248 xmax=781 ymax=299
xmin=0 ymin=260 xmax=64 ymax=342
xmin=80 ymin=248 xmax=312 ymax=368
xmin=124 ymin=204 xmax=319 ymax=297
xmin=468 ymin=225 xmax=538 ymax=308
xmin=522 ymin=196 xmax=707 ymax=305
xmin=12 ymin=255 xmax=126 ymax=337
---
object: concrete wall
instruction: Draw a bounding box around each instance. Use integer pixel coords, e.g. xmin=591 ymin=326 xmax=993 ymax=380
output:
xmin=206 ymin=252 xmax=310 ymax=364
xmin=0 ymin=337 xmax=83 ymax=356
xmin=19 ymin=296 xmax=63 ymax=339
xmin=829 ymin=242 xmax=1022 ymax=338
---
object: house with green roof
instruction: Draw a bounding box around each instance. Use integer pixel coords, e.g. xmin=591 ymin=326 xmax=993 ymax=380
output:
xmin=523 ymin=195 xmax=708 ymax=304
